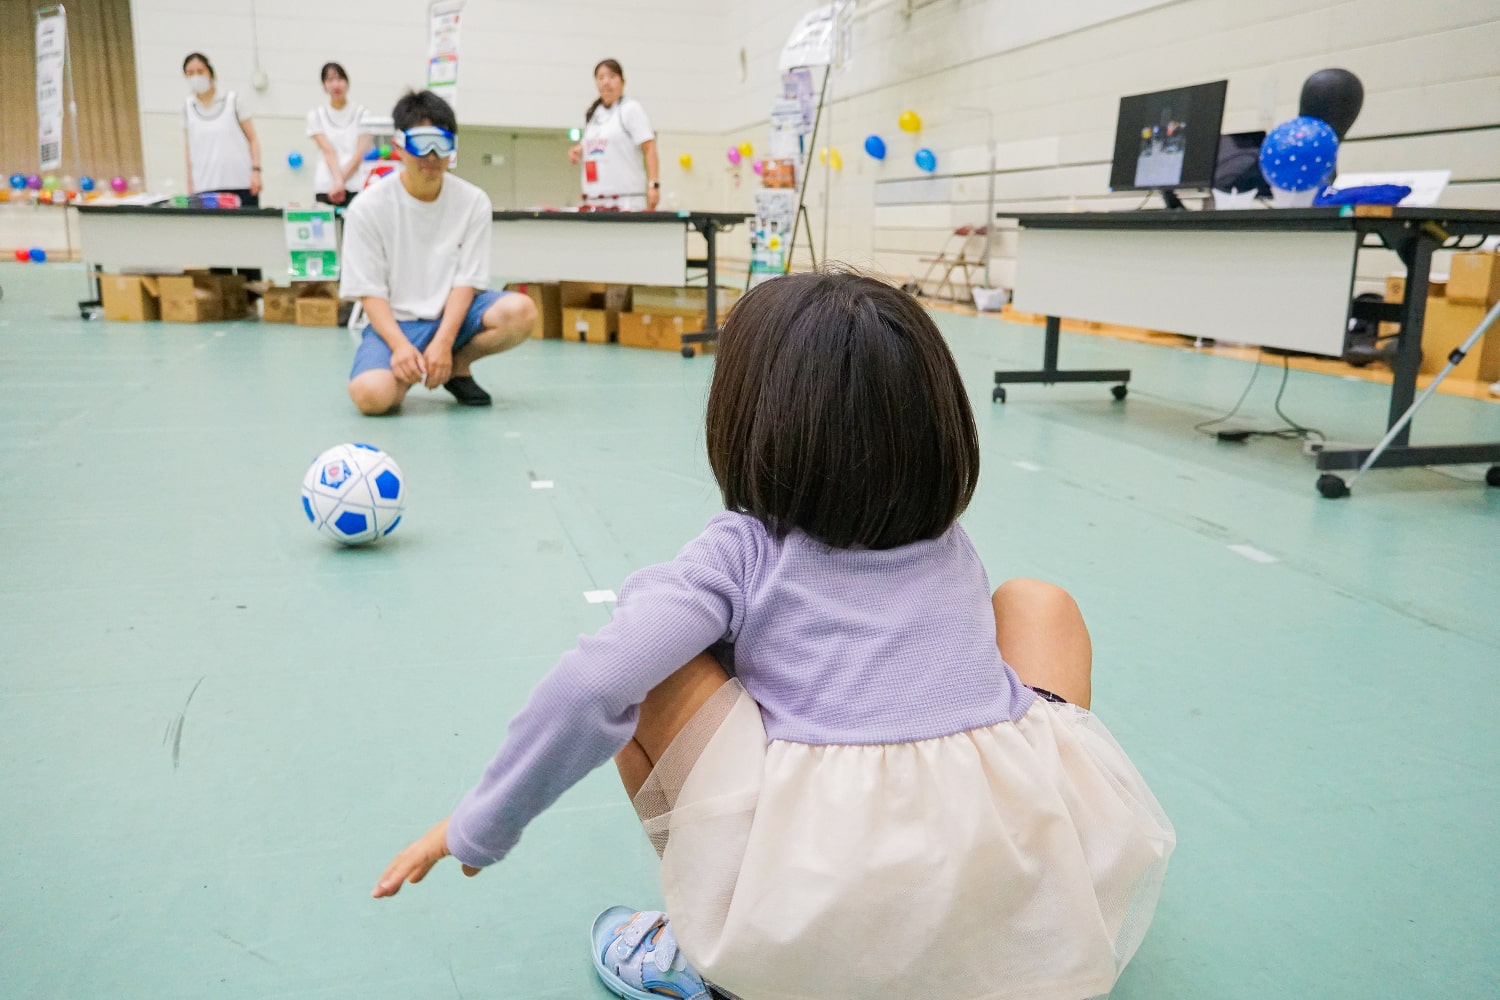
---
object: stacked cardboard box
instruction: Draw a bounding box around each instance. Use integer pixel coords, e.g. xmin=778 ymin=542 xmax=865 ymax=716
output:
xmin=618 ymin=285 xmax=741 ymax=352
xmin=99 ymin=274 xmax=161 ymax=322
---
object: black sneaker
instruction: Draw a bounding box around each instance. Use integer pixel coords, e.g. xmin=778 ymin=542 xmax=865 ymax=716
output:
xmin=444 ymin=375 xmax=492 ymax=407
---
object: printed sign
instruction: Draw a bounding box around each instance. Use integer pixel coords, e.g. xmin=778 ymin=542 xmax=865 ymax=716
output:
xmin=284 ymin=207 xmax=339 ymax=279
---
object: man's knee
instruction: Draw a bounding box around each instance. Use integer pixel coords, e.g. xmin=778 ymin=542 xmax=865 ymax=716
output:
xmin=487 ymin=292 xmax=537 ymax=333
xmin=348 ymin=374 xmax=399 ymax=416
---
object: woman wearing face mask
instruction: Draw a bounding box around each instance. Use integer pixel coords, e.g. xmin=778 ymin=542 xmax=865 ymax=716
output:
xmin=568 ymin=59 xmax=659 ymax=211
xmin=182 ymin=52 xmax=261 ymax=206
xmin=307 ymin=62 xmax=370 ymax=207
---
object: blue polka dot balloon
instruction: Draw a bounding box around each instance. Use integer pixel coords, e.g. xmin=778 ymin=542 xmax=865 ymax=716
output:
xmin=1259 ymin=116 xmax=1339 ymax=193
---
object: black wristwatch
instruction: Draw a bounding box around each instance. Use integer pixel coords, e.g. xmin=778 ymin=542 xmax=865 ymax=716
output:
xmin=649 ymin=181 xmax=660 ymax=189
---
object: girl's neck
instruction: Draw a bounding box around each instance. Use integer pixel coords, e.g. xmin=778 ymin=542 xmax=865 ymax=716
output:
xmin=196 ymin=87 xmax=216 ymax=106
xmin=601 ymin=96 xmax=618 ymax=109
xmin=329 ymin=95 xmax=347 ymax=110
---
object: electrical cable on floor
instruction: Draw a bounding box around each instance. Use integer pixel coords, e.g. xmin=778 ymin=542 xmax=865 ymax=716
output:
xmin=1193 ymin=351 xmax=1326 ymax=443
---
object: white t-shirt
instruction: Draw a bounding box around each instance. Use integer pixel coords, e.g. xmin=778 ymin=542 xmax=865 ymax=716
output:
xmin=305 ymin=102 xmax=368 ymax=194
xmin=581 ymin=97 xmax=655 ymax=199
xmin=184 ymin=91 xmax=253 ymax=193
xmin=339 ymin=173 xmax=493 ymax=321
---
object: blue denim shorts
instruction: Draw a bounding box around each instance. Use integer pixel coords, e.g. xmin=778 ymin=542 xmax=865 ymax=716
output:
xmin=349 ymin=289 xmax=509 ymax=380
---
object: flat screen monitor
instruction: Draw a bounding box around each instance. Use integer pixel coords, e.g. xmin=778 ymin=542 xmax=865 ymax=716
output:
xmin=1108 ymin=80 xmax=1228 ymax=192
xmin=1213 ymin=130 xmax=1271 ymax=197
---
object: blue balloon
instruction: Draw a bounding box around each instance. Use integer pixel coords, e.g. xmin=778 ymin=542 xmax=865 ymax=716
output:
xmin=28 ymin=247 xmax=46 ymax=263
xmin=7 ymin=173 xmax=24 ymax=190
xmin=363 ymin=146 xmax=380 ymax=161
xmin=864 ymin=135 xmax=887 ymax=160
xmin=915 ymin=147 xmax=937 ymax=173
xmin=79 ymin=176 xmax=95 ymax=192
xmin=287 ymin=151 xmax=304 ymax=169
xmin=1259 ymin=116 xmax=1338 ymax=193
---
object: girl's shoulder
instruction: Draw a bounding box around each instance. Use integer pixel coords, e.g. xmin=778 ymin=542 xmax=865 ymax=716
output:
xmin=674 ymin=511 xmax=771 ymax=585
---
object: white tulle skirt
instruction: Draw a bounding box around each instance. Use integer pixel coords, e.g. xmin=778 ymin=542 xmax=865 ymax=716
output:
xmin=633 ymin=680 xmax=1175 ymax=1000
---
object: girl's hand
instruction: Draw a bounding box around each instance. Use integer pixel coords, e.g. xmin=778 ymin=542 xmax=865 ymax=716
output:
xmin=372 ymin=818 xmax=482 ymax=898
xmin=568 ymin=144 xmax=583 ymax=165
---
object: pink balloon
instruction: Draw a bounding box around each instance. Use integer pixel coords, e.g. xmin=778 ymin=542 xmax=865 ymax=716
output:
xmin=109 ymin=176 xmax=127 ymax=193
xmin=726 ymin=147 xmax=742 ymax=165
xmin=752 ymin=160 xmax=764 ymax=175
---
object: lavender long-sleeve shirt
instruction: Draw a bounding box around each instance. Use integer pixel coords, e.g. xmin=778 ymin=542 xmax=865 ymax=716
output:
xmin=446 ymin=512 xmax=1034 ymax=868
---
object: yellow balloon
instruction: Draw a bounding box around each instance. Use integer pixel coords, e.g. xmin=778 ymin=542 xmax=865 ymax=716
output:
xmin=818 ymin=147 xmax=828 ymax=165
xmin=829 ymin=149 xmax=843 ymax=171
xmin=898 ymin=110 xmax=922 ymax=133
xmin=768 ymin=235 xmax=781 ymax=250
xmin=679 ymin=153 xmax=693 ymax=169
xmin=738 ymin=142 xmax=754 ymax=158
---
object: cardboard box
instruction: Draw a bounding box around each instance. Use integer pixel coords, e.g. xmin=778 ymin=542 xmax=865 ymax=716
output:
xmin=99 ymin=274 xmax=160 ymax=322
xmin=562 ymin=306 xmax=611 ymax=343
xmin=506 ymin=282 xmax=566 ymax=339
xmin=294 ymin=282 xmax=341 ymax=326
xmin=1419 ymin=298 xmax=1500 ymax=382
xmin=630 ymin=284 xmax=741 ymax=315
xmin=1447 ymin=252 xmax=1500 ymax=306
xmin=263 ymin=285 xmax=299 ymax=324
xmin=215 ymin=273 xmax=251 ymax=319
xmin=618 ymin=309 xmax=706 ymax=351
xmin=158 ymin=274 xmax=225 ymax=323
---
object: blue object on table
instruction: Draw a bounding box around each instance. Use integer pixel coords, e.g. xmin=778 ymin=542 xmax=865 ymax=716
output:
xmin=1259 ymin=116 xmax=1339 ymax=192
xmin=1314 ymin=184 xmax=1412 ymax=207
xmin=79 ymin=175 xmax=95 ymax=192
xmin=363 ymin=147 xmax=380 ymax=161
xmin=8 ymin=173 xmax=25 ymax=190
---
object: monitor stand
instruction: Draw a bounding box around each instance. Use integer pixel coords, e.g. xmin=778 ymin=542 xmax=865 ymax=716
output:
xmin=1159 ymin=188 xmax=1187 ymax=210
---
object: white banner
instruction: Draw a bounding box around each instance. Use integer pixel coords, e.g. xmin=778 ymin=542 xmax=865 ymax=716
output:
xmin=35 ymin=12 xmax=67 ymax=171
xmin=427 ymin=1 xmax=464 ymax=111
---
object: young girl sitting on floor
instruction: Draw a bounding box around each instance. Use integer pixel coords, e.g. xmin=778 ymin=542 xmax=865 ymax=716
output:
xmin=375 ymin=271 xmax=1176 ymax=1000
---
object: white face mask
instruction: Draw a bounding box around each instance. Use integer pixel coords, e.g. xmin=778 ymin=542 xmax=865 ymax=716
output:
xmin=187 ymin=75 xmax=211 ymax=95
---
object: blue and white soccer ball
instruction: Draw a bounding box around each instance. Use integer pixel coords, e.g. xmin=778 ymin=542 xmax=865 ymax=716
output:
xmin=301 ymin=443 xmax=405 ymax=545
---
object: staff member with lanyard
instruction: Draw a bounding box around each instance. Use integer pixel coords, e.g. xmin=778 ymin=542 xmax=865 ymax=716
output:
xmin=568 ymin=59 xmax=659 ymax=211
xmin=182 ymin=52 xmax=261 ymax=206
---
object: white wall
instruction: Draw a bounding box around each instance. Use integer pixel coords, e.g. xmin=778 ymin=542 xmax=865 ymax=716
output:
xmin=752 ymin=0 xmax=1500 ymax=290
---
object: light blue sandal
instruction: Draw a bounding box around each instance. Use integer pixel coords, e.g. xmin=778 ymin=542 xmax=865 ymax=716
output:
xmin=591 ymin=906 xmax=710 ymax=1000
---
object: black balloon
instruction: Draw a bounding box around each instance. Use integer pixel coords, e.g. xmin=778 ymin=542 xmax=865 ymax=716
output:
xmin=1299 ymin=68 xmax=1364 ymax=139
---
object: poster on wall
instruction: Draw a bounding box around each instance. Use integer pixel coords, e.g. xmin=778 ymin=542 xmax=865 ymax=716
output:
xmin=35 ymin=11 xmax=67 ymax=171
xmin=427 ymin=1 xmax=464 ymax=111
xmin=749 ymin=189 xmax=798 ymax=286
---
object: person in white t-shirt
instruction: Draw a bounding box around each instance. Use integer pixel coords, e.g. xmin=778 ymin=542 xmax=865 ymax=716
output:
xmin=568 ymin=59 xmax=660 ymax=211
xmin=306 ymin=61 xmax=370 ymax=207
xmin=182 ymin=52 xmax=261 ymax=206
xmin=340 ymin=91 xmax=536 ymax=416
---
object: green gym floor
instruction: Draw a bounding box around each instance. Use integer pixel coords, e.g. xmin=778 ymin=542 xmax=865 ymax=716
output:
xmin=2 ymin=262 xmax=1497 ymax=999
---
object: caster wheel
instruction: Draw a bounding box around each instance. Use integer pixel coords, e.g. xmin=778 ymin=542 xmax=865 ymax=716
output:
xmin=1111 ymin=384 xmax=1128 ymax=401
xmin=681 ymin=346 xmax=696 ymax=358
xmin=993 ymin=386 xmax=1007 ymax=404
xmin=1486 ymin=465 xmax=1500 ymax=488
xmin=1316 ymin=473 xmax=1350 ymax=499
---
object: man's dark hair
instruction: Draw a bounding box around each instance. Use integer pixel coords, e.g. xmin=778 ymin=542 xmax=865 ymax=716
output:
xmin=393 ymin=90 xmax=457 ymax=134
xmin=705 ymin=270 xmax=980 ymax=550
xmin=320 ymin=62 xmax=349 ymax=85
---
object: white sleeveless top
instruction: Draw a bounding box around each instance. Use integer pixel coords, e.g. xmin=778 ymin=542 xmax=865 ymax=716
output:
xmin=305 ymin=102 xmax=368 ymax=194
xmin=580 ymin=96 xmax=655 ymax=199
xmin=184 ymin=91 xmax=253 ymax=193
